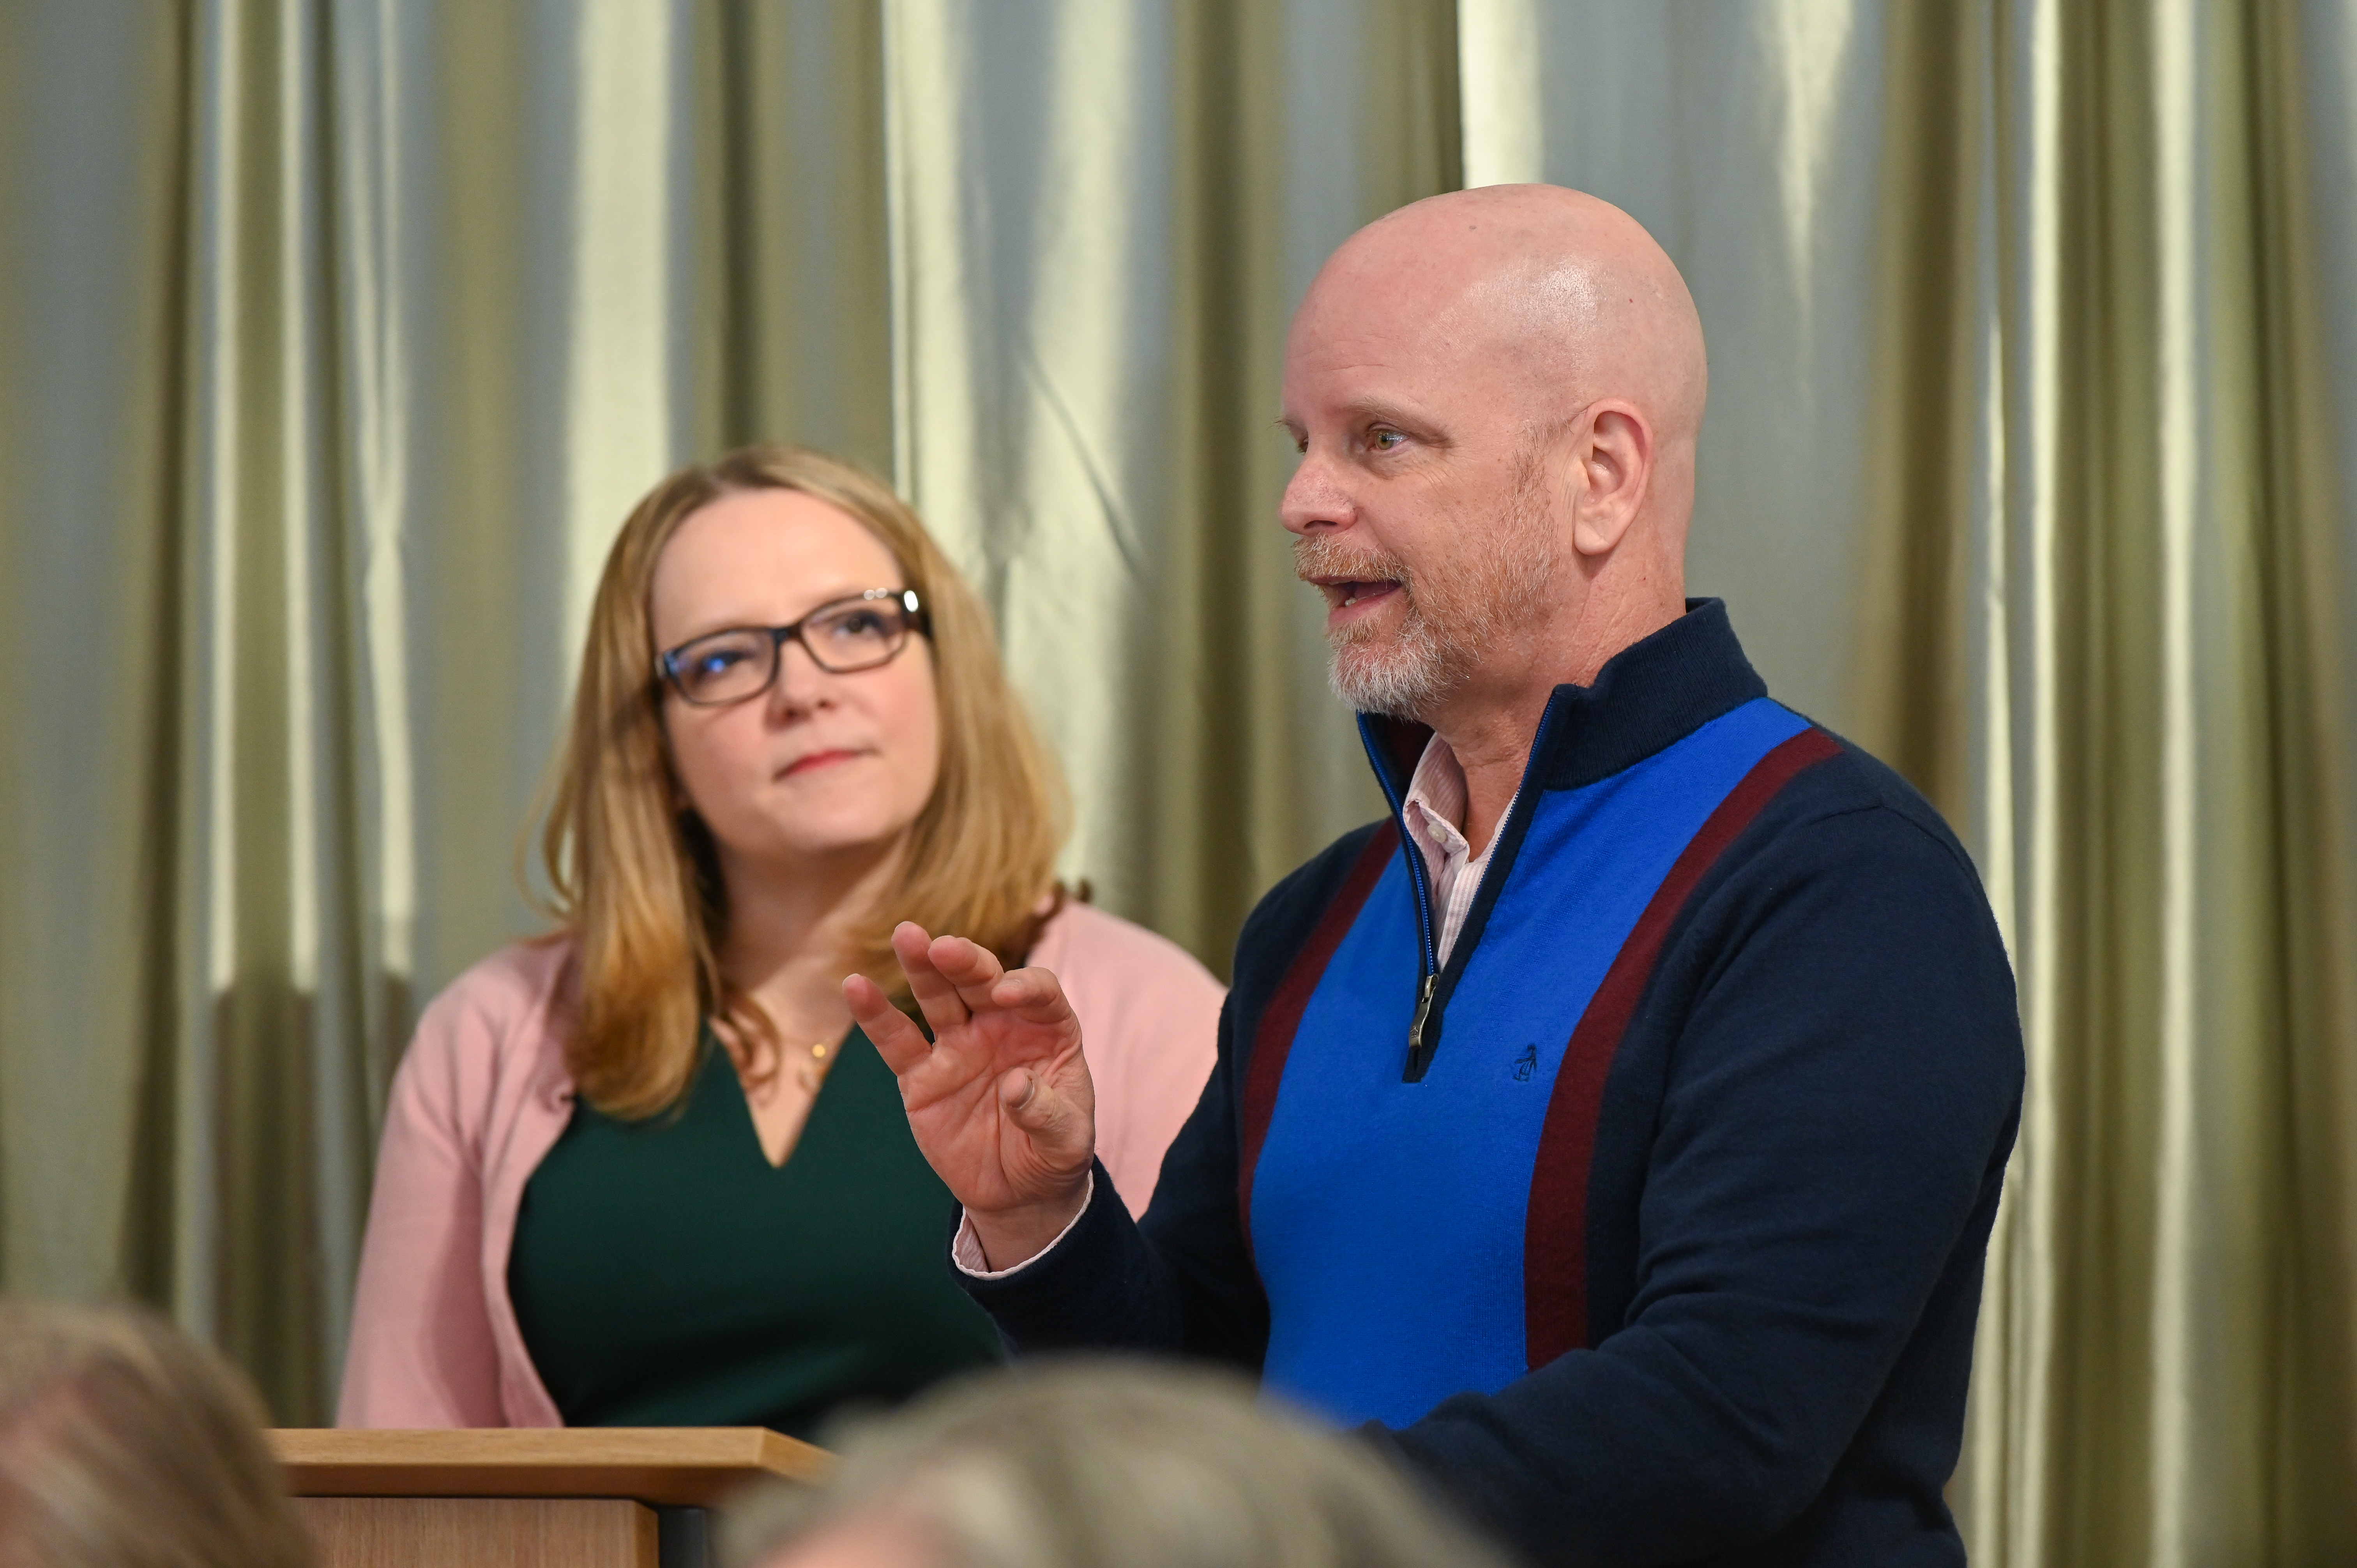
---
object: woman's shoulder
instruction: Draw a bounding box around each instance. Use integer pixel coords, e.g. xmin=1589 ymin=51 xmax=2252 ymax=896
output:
xmin=1030 ymin=900 xmax=1224 ymax=1022
xmin=1032 ymin=899 xmax=1209 ymax=978
xmin=1032 ymin=902 xmax=1222 ymax=1202
xmin=399 ymin=936 xmax=576 ymax=1088
xmin=424 ymin=936 xmax=573 ymax=1025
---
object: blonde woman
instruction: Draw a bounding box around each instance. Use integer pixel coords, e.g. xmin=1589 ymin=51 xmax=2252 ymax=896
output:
xmin=339 ymin=446 xmax=1221 ymax=1433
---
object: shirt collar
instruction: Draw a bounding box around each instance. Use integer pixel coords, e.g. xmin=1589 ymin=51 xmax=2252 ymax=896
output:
xmin=1402 ymin=734 xmax=1472 ymax=852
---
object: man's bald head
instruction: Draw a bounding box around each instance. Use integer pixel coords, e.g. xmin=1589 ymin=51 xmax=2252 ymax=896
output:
xmin=1298 ymin=184 xmax=1707 ymax=457
xmin=1281 ymin=186 xmax=1707 ymax=726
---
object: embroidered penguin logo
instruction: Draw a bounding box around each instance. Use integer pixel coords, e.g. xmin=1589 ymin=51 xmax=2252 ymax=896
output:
xmin=1512 ymin=1044 xmax=1538 ymax=1082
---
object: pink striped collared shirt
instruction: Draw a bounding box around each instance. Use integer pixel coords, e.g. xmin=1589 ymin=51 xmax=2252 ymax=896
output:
xmin=1401 ymin=734 xmax=1507 ymax=967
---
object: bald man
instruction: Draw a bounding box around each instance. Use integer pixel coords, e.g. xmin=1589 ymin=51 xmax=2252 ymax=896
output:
xmin=849 ymin=187 xmax=2023 ymax=1567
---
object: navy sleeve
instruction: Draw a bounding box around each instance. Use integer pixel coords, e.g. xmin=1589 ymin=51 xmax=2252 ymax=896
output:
xmin=1379 ymin=803 xmax=2024 ymax=1566
xmin=955 ymin=991 xmax=1271 ymax=1368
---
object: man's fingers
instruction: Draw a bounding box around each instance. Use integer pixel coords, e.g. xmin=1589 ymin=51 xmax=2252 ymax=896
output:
xmin=845 ymin=972 xmax=932 ymax=1076
xmin=891 ymin=921 xmax=972 ymax=1036
xmin=991 ymin=965 xmax=1080 ymax=1029
xmin=1000 ymin=1068 xmax=1040 ymax=1116
xmin=998 ymin=1065 xmax=1086 ymax=1156
xmin=928 ymin=934 xmax=1009 ymax=1014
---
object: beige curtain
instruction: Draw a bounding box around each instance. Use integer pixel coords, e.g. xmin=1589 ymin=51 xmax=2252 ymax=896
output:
xmin=1947 ymin=4 xmax=2357 ymax=1561
xmin=883 ymin=0 xmax=1454 ymax=958
xmin=0 ymin=0 xmax=892 ymax=1421
xmin=1461 ymin=0 xmax=2357 ymax=1560
xmin=4 ymin=3 xmax=2355 ymax=1557
xmin=0 ymin=0 xmax=1451 ymax=1424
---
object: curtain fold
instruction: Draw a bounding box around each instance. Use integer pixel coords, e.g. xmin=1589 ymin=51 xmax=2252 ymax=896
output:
xmin=883 ymin=0 xmax=1455 ymax=968
xmin=1963 ymin=2 xmax=2357 ymax=1560
xmin=0 ymin=0 xmax=892 ymax=1421
xmin=1450 ymin=1 xmax=1896 ymax=729
xmin=1859 ymin=2 xmax=2357 ymax=1560
xmin=0 ymin=0 xmax=200 ymax=1360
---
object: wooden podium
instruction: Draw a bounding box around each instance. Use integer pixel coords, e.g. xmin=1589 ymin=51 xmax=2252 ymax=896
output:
xmin=272 ymin=1429 xmax=830 ymax=1568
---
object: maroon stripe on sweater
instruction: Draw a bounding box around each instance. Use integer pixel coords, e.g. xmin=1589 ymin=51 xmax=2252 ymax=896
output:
xmin=1523 ymin=727 xmax=1843 ymax=1366
xmin=1238 ymin=821 xmax=1400 ymax=1253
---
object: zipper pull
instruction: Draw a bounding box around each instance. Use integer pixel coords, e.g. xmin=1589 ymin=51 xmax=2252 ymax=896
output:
xmin=1406 ymin=972 xmax=1439 ymax=1073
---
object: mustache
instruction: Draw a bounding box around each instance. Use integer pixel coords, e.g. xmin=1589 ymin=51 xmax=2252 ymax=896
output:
xmin=1292 ymin=534 xmax=1413 ymax=587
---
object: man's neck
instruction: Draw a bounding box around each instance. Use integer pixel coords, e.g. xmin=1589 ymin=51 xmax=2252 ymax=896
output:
xmin=1427 ymin=700 xmax=1548 ymax=856
xmin=1424 ymin=590 xmax=1686 ymax=853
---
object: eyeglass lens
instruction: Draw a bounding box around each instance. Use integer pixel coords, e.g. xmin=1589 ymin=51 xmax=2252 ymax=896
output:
xmin=668 ymin=599 xmax=912 ymax=705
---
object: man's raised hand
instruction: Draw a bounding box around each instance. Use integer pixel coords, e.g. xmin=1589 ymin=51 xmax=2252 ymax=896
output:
xmin=844 ymin=921 xmax=1097 ymax=1267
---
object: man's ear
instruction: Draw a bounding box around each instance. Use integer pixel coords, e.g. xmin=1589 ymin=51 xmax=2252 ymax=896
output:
xmin=1569 ymin=402 xmax=1654 ymax=557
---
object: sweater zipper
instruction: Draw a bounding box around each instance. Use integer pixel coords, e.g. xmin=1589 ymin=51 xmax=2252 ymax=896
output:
xmin=1406 ymin=971 xmax=1440 ymax=1065
xmin=1362 ymin=724 xmax=1445 ymax=1076
xmin=1361 ymin=695 xmax=1570 ymax=1082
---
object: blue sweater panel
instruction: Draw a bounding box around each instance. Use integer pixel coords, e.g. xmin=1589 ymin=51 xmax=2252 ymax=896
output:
xmin=1253 ymin=698 xmax=1811 ymax=1427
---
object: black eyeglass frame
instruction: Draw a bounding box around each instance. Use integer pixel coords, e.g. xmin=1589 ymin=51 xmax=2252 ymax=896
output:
xmin=655 ymin=587 xmax=929 ymax=705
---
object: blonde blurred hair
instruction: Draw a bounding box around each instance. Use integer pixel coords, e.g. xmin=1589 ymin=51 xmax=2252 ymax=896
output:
xmin=722 ymin=1359 xmax=1514 ymax=1568
xmin=0 ymin=1298 xmax=314 ymax=1568
xmin=539 ymin=445 xmax=1069 ymax=1119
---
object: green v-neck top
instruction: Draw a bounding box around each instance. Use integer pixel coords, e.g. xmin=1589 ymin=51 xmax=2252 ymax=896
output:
xmin=507 ymin=1026 xmax=1003 ymax=1440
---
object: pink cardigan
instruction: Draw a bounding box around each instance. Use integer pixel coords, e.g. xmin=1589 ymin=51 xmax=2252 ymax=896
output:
xmin=337 ymin=903 xmax=1223 ymax=1427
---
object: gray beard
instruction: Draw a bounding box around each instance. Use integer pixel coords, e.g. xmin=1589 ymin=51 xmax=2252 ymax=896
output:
xmin=1310 ymin=477 xmax=1560 ymax=722
xmin=1327 ymin=608 xmax=1454 ymax=719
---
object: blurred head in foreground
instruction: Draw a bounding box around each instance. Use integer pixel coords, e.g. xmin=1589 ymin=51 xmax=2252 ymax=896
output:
xmin=0 ymin=1299 xmax=313 ymax=1568
xmin=726 ymin=1360 xmax=1512 ymax=1568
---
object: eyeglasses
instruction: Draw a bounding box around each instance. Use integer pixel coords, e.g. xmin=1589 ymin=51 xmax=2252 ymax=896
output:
xmin=657 ymin=588 xmax=929 ymax=707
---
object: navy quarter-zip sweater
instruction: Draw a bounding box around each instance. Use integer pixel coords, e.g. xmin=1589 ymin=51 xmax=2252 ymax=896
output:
xmin=960 ymin=602 xmax=2025 ymax=1567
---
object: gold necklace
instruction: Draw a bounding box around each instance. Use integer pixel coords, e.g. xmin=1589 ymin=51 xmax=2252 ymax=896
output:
xmin=795 ymin=1038 xmax=834 ymax=1094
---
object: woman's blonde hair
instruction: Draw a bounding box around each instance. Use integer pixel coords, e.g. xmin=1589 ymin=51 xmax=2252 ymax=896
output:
xmin=0 ymin=1298 xmax=315 ymax=1568
xmin=539 ymin=444 xmax=1069 ymax=1119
